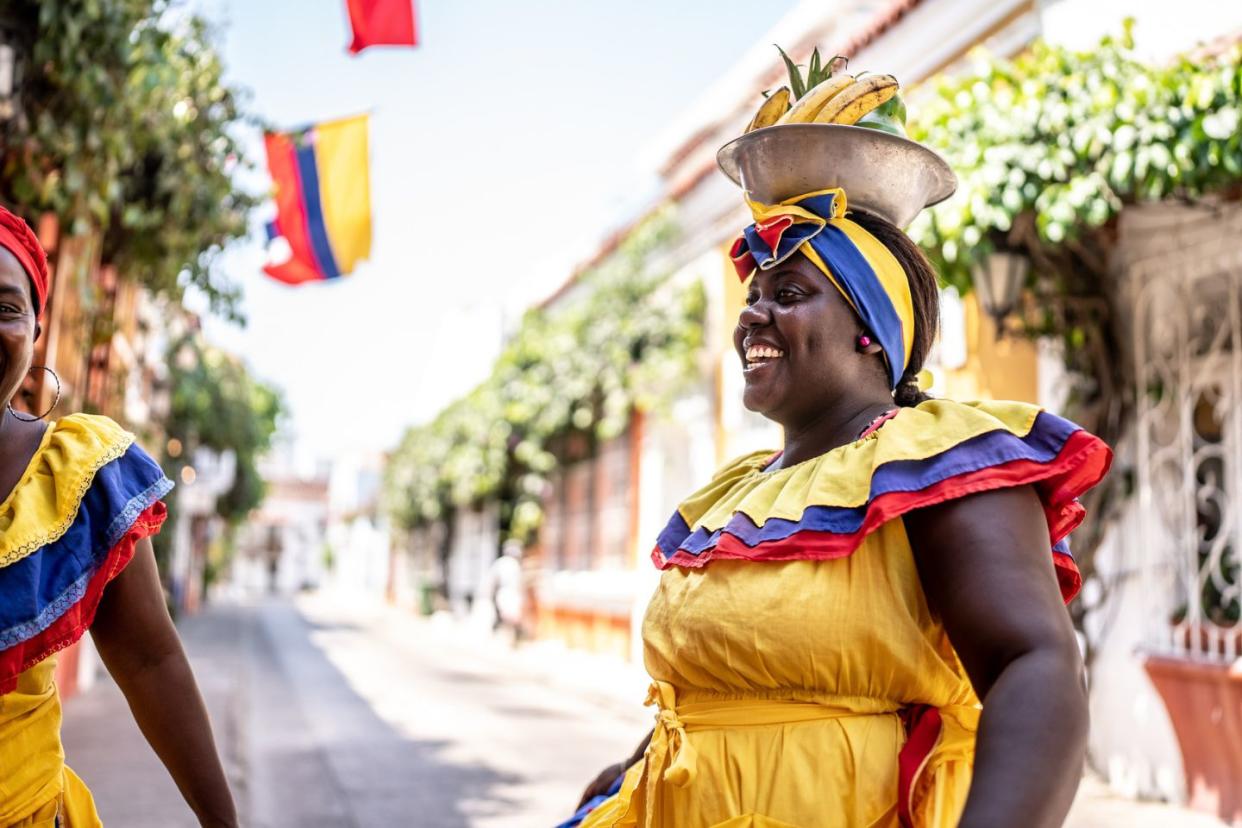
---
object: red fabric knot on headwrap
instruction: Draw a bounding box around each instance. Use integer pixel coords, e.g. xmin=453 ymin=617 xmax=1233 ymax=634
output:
xmin=0 ymin=205 xmax=50 ymax=315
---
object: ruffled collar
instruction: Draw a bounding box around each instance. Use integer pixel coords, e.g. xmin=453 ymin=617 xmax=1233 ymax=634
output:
xmin=681 ymin=400 xmax=1044 ymax=532
xmin=652 ymin=398 xmax=1109 ymax=588
xmin=0 ymin=414 xmax=133 ymax=568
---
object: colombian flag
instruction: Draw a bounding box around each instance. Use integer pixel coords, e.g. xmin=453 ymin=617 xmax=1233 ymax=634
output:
xmin=263 ymin=114 xmax=372 ymax=285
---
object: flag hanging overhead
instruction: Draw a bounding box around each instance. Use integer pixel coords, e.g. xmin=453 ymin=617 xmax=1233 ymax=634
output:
xmin=346 ymin=0 xmax=417 ymax=54
xmin=263 ymin=114 xmax=373 ymax=286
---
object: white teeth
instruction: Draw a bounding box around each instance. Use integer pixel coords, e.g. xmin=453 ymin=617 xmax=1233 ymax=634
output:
xmin=745 ymin=345 xmax=785 ymax=362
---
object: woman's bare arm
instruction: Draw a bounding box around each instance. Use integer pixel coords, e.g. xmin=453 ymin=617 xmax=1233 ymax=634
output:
xmin=90 ymin=537 xmax=238 ymax=828
xmin=904 ymin=485 xmax=1087 ymax=828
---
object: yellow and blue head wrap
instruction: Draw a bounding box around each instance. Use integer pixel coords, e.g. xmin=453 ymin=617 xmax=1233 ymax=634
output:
xmin=729 ymin=188 xmax=915 ymax=389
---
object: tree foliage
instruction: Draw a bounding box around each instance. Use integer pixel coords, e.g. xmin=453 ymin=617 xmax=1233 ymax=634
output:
xmin=0 ymin=0 xmax=257 ymax=318
xmin=165 ymin=333 xmax=284 ymax=524
xmin=910 ymin=22 xmax=1242 ymax=292
xmin=909 ymin=24 xmax=1242 ymax=654
xmin=384 ymin=212 xmax=705 ymax=542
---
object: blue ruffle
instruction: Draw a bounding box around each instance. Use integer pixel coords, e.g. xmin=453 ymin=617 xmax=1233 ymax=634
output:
xmin=0 ymin=443 xmax=172 ymax=649
xmin=656 ymin=411 xmax=1080 ymax=562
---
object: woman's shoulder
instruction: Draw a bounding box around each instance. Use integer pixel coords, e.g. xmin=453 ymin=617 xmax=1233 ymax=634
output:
xmin=0 ymin=412 xmax=171 ymax=568
xmin=0 ymin=413 xmax=173 ymax=693
xmin=650 ymin=398 xmax=1111 ymax=586
xmin=890 ymin=397 xmax=1107 ymax=469
xmin=857 ymin=397 xmax=1111 ymax=517
xmin=53 ymin=411 xmax=132 ymax=443
xmin=871 ymin=397 xmax=1047 ymax=456
xmin=49 ymin=412 xmax=168 ymax=472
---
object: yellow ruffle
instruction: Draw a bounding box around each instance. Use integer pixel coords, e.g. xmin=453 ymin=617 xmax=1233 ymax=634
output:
xmin=675 ymin=399 xmax=1042 ymax=532
xmin=0 ymin=414 xmax=134 ymax=569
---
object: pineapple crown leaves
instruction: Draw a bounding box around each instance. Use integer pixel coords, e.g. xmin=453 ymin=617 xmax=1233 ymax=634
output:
xmin=775 ymin=45 xmax=847 ymax=100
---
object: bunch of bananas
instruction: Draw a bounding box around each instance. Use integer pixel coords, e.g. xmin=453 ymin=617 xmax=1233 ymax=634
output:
xmin=744 ymin=46 xmax=908 ymax=138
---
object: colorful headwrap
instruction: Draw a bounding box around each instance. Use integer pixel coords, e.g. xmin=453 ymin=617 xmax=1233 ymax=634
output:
xmin=0 ymin=206 xmax=49 ymax=315
xmin=729 ymin=188 xmax=914 ymax=389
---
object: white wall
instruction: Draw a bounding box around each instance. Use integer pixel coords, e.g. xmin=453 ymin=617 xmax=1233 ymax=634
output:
xmin=1081 ymin=454 xmax=1186 ymax=802
xmin=325 ymin=515 xmax=389 ymax=598
xmin=1077 ymin=200 xmax=1242 ymax=801
xmin=1040 ymin=0 xmax=1242 ymax=59
xmin=447 ymin=503 xmax=500 ymax=619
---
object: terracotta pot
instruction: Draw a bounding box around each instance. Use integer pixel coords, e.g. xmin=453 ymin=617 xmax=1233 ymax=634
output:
xmin=1143 ymin=653 xmax=1242 ymax=824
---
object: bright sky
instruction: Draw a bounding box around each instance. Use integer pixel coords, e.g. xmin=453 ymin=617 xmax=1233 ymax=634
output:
xmin=193 ymin=0 xmax=800 ymax=461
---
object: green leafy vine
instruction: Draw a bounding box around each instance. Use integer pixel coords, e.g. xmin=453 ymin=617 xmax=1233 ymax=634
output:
xmin=384 ymin=212 xmax=705 ymax=543
xmin=0 ymin=0 xmax=257 ymax=319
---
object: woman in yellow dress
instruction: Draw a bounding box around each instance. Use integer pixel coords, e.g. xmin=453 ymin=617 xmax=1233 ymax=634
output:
xmin=0 ymin=206 xmax=237 ymax=827
xmin=569 ymin=178 xmax=1110 ymax=825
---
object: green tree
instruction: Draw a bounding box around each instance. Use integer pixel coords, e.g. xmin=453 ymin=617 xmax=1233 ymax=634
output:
xmin=153 ymin=331 xmax=283 ymax=593
xmin=383 ymin=211 xmax=705 ymax=543
xmin=911 ymin=23 xmax=1242 ymax=431
xmin=0 ymin=0 xmax=257 ymax=318
xmin=164 ymin=334 xmax=284 ymax=524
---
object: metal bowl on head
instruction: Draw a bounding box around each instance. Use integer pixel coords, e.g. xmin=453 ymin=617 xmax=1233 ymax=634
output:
xmin=716 ymin=123 xmax=957 ymax=229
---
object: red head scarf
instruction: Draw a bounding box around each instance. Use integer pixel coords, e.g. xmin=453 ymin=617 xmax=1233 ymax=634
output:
xmin=0 ymin=206 xmax=49 ymax=315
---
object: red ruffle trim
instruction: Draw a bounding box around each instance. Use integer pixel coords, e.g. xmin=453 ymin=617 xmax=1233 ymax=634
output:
xmin=0 ymin=501 xmax=167 ymax=693
xmin=653 ymin=430 xmax=1109 ymax=604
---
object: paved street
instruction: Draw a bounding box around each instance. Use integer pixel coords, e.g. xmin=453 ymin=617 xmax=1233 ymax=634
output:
xmin=61 ymin=595 xmax=1225 ymax=827
xmin=62 ymin=596 xmax=646 ymax=827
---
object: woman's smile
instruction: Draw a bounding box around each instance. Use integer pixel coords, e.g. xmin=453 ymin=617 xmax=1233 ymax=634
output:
xmin=743 ymin=343 xmax=786 ymax=374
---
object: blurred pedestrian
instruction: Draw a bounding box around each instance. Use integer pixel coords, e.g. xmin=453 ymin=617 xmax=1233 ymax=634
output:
xmin=569 ymin=119 xmax=1111 ymax=826
xmin=0 ymin=206 xmax=237 ymax=827
xmin=489 ymin=540 xmax=525 ymax=644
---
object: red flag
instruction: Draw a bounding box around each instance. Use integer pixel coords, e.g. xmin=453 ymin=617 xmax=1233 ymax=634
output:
xmin=346 ymin=0 xmax=417 ymax=54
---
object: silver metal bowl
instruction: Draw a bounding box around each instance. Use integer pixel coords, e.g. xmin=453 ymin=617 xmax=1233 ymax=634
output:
xmin=716 ymin=124 xmax=957 ymax=228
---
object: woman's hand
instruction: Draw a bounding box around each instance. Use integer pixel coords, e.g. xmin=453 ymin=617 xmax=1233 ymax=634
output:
xmin=576 ymin=761 xmax=627 ymax=808
xmin=90 ymin=537 xmax=239 ymax=828
xmin=576 ymin=728 xmax=652 ymax=809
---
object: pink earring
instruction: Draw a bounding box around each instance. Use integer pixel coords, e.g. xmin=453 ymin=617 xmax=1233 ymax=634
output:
xmin=855 ymin=333 xmax=872 ymax=351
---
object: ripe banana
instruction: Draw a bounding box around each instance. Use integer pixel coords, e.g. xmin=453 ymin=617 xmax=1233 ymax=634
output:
xmin=776 ymin=73 xmax=854 ymax=125
xmin=813 ymin=74 xmax=899 ymax=126
xmin=745 ymin=87 xmax=791 ymax=133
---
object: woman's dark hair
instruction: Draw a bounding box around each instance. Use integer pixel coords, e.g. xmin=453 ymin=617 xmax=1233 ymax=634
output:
xmin=849 ymin=210 xmax=939 ymax=407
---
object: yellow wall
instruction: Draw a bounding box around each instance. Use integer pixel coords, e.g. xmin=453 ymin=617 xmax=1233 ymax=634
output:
xmin=716 ymin=244 xmax=750 ymax=463
xmin=938 ymin=292 xmax=1039 ymax=404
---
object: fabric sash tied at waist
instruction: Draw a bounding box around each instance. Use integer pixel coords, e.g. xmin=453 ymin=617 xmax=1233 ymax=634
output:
xmin=603 ymin=682 xmax=980 ymax=828
xmin=643 ymin=680 xmax=880 ymax=789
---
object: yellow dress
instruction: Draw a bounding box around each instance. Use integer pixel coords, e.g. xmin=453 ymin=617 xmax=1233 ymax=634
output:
xmin=0 ymin=414 xmax=173 ymax=827
xmin=0 ymin=659 xmax=98 ymax=828
xmin=581 ymin=400 xmax=1111 ymax=828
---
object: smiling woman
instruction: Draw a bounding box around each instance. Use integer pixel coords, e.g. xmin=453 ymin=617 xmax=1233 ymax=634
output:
xmin=568 ymin=126 xmax=1113 ymax=826
xmin=732 ymin=207 xmax=940 ymax=444
xmin=0 ymin=206 xmax=238 ymax=827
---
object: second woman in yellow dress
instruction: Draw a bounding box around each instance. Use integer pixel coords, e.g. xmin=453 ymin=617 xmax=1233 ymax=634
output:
xmin=575 ymin=189 xmax=1110 ymax=827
